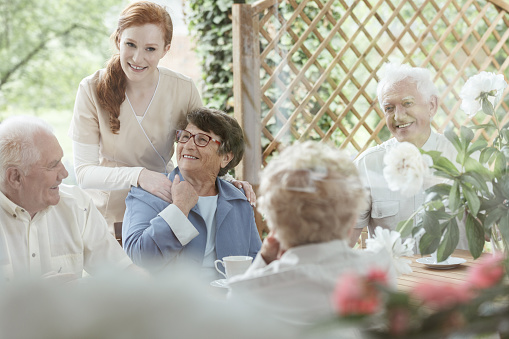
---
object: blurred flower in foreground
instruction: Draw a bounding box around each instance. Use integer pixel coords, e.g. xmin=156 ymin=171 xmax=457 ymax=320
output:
xmin=383 ymin=142 xmax=431 ymax=197
xmin=366 ymin=226 xmax=414 ymax=276
xmin=459 ymin=71 xmax=508 ymax=117
xmin=413 ymin=282 xmax=472 ymax=310
xmin=465 ymin=252 xmax=505 ymax=289
xmin=332 ymin=269 xmax=388 ymax=316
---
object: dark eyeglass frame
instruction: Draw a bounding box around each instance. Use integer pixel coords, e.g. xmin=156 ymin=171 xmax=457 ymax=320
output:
xmin=175 ymin=129 xmax=221 ymax=147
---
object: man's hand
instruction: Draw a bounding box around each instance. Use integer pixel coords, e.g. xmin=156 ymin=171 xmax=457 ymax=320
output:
xmin=171 ymin=175 xmax=198 ymax=216
xmin=138 ymin=169 xmax=173 ymax=203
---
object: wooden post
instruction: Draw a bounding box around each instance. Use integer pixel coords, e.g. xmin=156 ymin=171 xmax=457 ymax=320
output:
xmin=232 ymin=3 xmax=261 ymax=185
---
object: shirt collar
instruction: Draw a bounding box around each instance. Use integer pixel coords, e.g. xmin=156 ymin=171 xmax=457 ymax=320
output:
xmin=421 ymin=130 xmax=438 ymax=151
xmin=0 ymin=190 xmax=21 ymax=217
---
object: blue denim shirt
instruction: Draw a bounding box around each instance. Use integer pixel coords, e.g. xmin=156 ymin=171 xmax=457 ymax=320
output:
xmin=122 ymin=167 xmax=261 ymax=271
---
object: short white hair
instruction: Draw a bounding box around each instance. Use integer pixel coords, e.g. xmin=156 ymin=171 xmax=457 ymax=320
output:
xmin=0 ymin=116 xmax=54 ymax=185
xmin=377 ymin=62 xmax=438 ymax=108
xmin=257 ymin=141 xmax=366 ymax=248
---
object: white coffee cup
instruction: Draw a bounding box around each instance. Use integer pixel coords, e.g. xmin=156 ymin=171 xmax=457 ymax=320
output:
xmin=214 ymin=256 xmax=253 ymax=279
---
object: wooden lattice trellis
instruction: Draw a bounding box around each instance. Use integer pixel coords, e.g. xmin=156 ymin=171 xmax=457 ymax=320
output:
xmin=232 ymin=0 xmax=509 ymax=236
xmin=233 ymin=0 xmax=509 ymax=178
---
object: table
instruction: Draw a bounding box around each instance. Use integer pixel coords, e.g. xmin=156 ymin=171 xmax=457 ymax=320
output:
xmin=397 ymin=249 xmax=486 ymax=293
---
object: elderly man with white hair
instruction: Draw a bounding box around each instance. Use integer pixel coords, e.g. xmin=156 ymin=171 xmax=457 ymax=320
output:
xmin=0 ymin=116 xmax=138 ymax=282
xmin=227 ymin=141 xmax=395 ymax=326
xmin=349 ymin=62 xmax=467 ymax=249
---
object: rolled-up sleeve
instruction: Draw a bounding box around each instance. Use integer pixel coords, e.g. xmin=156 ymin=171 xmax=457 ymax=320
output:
xmin=158 ymin=205 xmax=199 ymax=246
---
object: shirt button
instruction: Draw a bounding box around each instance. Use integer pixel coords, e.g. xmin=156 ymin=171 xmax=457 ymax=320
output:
xmin=32 ymin=253 xmax=36 ymax=258
xmin=21 ymin=209 xmax=25 ymax=212
xmin=12 ymin=214 xmax=16 ymax=218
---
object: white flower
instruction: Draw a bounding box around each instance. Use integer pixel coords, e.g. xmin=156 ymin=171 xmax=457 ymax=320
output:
xmin=383 ymin=142 xmax=430 ymax=197
xmin=366 ymin=226 xmax=415 ymax=276
xmin=460 ymin=71 xmax=508 ymax=117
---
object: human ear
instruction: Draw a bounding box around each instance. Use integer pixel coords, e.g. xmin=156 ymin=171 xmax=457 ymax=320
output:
xmin=162 ymin=44 xmax=171 ymax=57
xmin=429 ymin=95 xmax=438 ymax=118
xmin=220 ymin=152 xmax=233 ymax=169
xmin=5 ymin=167 xmax=23 ymax=189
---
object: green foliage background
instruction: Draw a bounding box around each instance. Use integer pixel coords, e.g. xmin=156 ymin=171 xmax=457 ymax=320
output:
xmin=0 ymin=0 xmax=126 ymax=112
xmin=183 ymin=0 xmax=236 ymax=113
xmin=0 ymin=0 xmax=128 ymax=183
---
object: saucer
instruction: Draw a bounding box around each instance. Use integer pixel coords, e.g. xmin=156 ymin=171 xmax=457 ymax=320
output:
xmin=210 ymin=278 xmax=229 ymax=289
xmin=416 ymin=256 xmax=467 ymax=269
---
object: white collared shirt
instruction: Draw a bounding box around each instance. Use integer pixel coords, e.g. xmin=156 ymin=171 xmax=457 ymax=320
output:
xmin=227 ymin=240 xmax=395 ymax=326
xmin=354 ymin=131 xmax=468 ymax=250
xmin=0 ymin=185 xmax=132 ymax=281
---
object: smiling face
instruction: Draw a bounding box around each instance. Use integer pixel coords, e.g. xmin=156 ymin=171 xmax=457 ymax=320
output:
xmin=381 ymin=80 xmax=438 ymax=147
xmin=20 ymin=132 xmax=68 ymax=217
xmin=118 ymin=23 xmax=170 ymax=84
xmin=176 ymin=124 xmax=232 ymax=182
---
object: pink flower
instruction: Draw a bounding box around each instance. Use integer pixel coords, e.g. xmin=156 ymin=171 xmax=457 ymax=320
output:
xmin=332 ymin=269 xmax=388 ymax=316
xmin=466 ymin=253 xmax=505 ymax=290
xmin=367 ymin=268 xmax=389 ymax=285
xmin=412 ymin=283 xmax=472 ymax=310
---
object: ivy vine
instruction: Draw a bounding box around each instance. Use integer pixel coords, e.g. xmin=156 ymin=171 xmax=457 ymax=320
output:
xmin=184 ymin=0 xmax=236 ymax=113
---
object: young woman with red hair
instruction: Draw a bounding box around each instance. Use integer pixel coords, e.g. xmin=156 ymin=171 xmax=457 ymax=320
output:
xmin=69 ymin=1 xmax=254 ymax=232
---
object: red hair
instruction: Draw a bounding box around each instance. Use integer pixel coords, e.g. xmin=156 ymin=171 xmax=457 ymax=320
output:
xmin=96 ymin=1 xmax=173 ymax=134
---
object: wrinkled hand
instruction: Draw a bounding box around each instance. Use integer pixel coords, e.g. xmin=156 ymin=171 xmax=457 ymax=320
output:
xmin=231 ymin=179 xmax=256 ymax=206
xmin=260 ymin=230 xmax=281 ymax=264
xmin=171 ymin=175 xmax=198 ymax=216
xmin=138 ymin=169 xmax=173 ymax=203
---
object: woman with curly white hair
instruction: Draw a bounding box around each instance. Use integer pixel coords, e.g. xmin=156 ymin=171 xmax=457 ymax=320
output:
xmin=227 ymin=141 xmax=395 ymax=326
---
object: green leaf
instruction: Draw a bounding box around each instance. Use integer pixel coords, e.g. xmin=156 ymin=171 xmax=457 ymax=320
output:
xmin=437 ymin=218 xmax=459 ymax=261
xmin=484 ymin=207 xmax=506 ymax=228
xmin=462 ymin=172 xmax=490 ymax=194
xmin=425 ymin=184 xmax=452 ymax=197
xmin=448 ymin=180 xmax=460 ymax=211
xmin=396 ymin=218 xmax=414 ymax=238
xmin=464 ymin=157 xmax=493 ymax=179
xmin=494 ymin=152 xmax=507 ymax=177
xmin=467 ymin=139 xmax=487 ymax=156
xmin=465 ymin=213 xmax=484 ymax=259
xmin=497 ymin=212 xmax=509 ymax=248
xmin=422 ymin=211 xmax=441 ymax=234
xmin=421 ymin=150 xmax=443 ymax=161
xmin=460 ymin=125 xmax=474 ymax=145
xmin=445 ymin=128 xmax=462 ymax=153
xmin=480 ymin=147 xmax=498 ymax=165
xmin=470 ymin=123 xmax=496 ymax=130
xmin=501 ymin=130 xmax=509 ymax=145
xmin=462 ymin=184 xmax=481 ymax=215
xmin=419 ymin=232 xmax=440 ymax=255
xmin=433 ymin=157 xmax=460 ymax=176
xmin=481 ymin=97 xmax=494 ymax=115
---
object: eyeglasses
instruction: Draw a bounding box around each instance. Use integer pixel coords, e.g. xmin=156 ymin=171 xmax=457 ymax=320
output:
xmin=175 ymin=129 xmax=221 ymax=147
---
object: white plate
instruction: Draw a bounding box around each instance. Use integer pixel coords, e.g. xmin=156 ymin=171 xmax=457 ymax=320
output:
xmin=210 ymin=278 xmax=229 ymax=289
xmin=416 ymin=256 xmax=467 ymax=269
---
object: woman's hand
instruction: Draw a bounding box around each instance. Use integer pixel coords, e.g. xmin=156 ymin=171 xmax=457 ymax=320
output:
xmin=171 ymin=175 xmax=198 ymax=216
xmin=138 ymin=169 xmax=173 ymax=203
xmin=231 ymin=179 xmax=256 ymax=206
xmin=260 ymin=230 xmax=281 ymax=264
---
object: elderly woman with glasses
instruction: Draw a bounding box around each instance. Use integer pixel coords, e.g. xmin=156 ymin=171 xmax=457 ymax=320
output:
xmin=122 ymin=107 xmax=261 ymax=279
